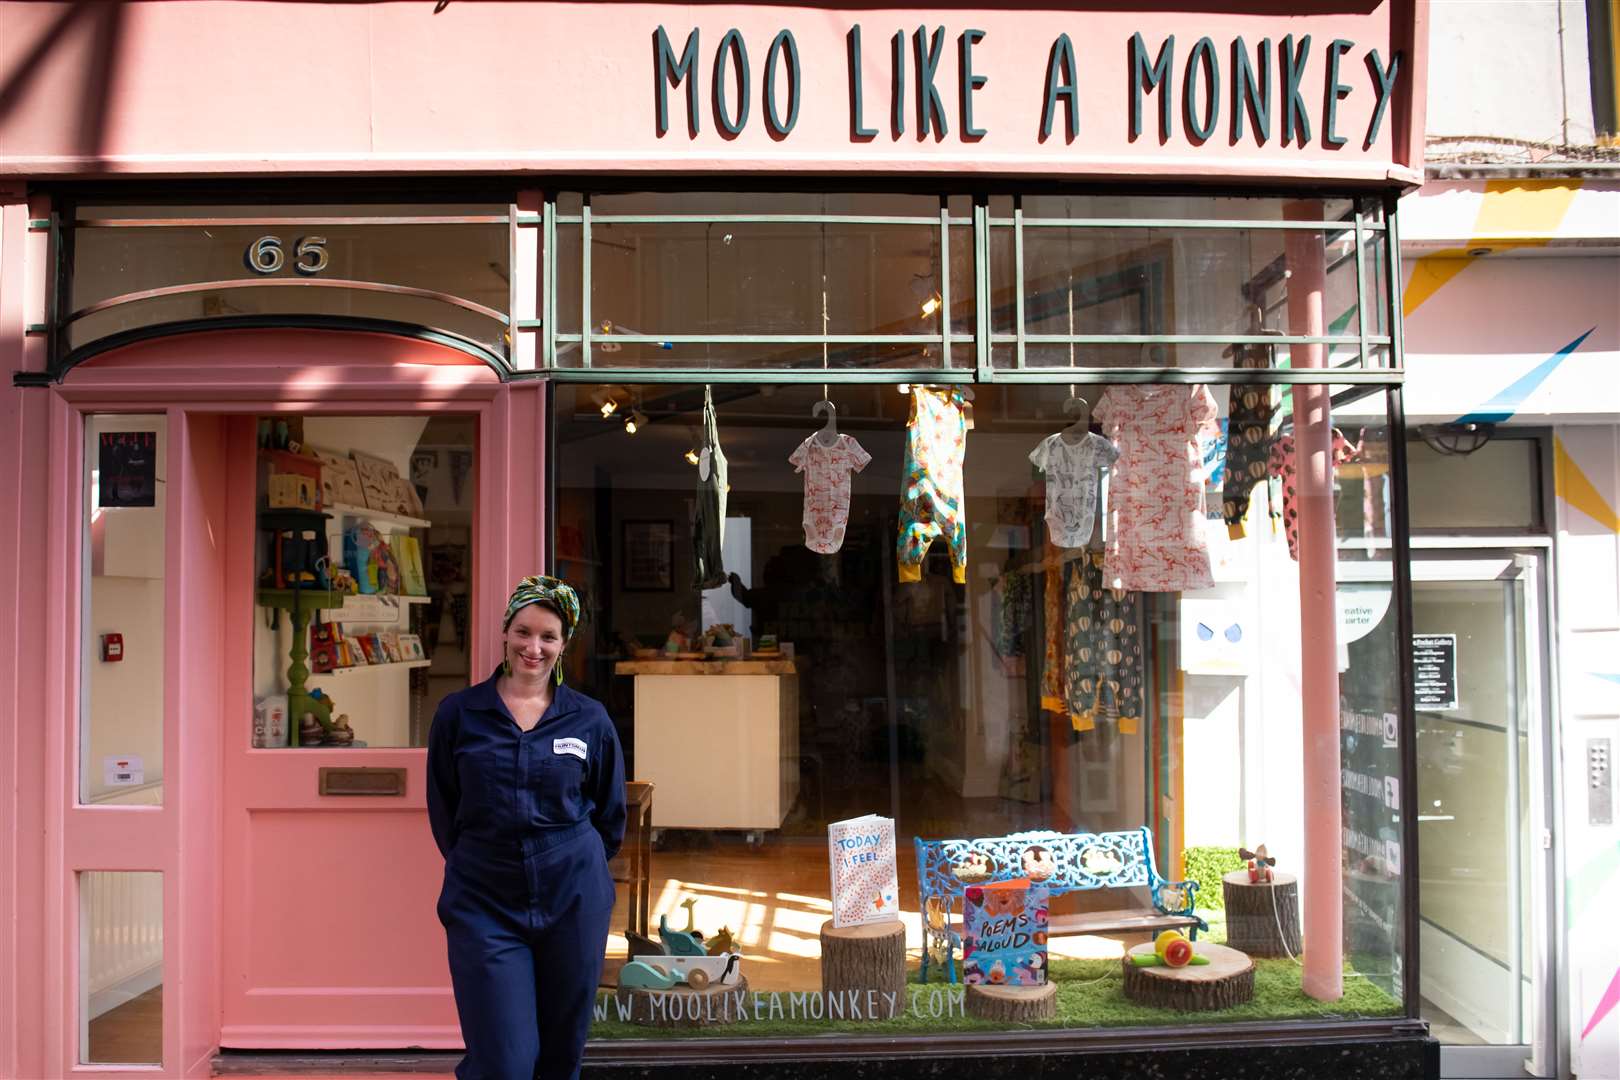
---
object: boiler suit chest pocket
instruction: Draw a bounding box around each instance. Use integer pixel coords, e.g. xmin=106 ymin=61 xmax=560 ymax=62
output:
xmin=533 ymin=751 xmax=586 ymax=822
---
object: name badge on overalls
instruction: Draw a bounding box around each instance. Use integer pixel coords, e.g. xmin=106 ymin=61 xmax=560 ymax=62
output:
xmin=553 ymin=737 xmax=587 ymax=760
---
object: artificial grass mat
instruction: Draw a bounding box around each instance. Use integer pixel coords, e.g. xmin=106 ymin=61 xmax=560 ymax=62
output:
xmin=587 ymin=956 xmax=1401 ymax=1040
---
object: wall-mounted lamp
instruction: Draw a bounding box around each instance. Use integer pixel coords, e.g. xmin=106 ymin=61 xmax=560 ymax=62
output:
xmin=1417 ymin=422 xmax=1495 ymax=456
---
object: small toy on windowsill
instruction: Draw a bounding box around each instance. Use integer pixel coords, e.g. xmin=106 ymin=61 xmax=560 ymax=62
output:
xmin=702 ymin=623 xmax=741 ymax=659
xmin=1239 ymin=844 xmax=1277 ymax=884
xmin=1127 ymin=930 xmax=1209 ymax=968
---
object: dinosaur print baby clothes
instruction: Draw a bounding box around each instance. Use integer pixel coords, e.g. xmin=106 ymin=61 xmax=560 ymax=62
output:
xmin=789 ymin=433 xmax=872 ymax=554
xmin=1094 ymin=384 xmax=1219 ymax=592
xmin=1029 ymin=431 xmax=1119 ymax=548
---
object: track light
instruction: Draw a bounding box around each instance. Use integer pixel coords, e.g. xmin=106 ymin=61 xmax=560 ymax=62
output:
xmin=600 ymin=398 xmax=619 ymax=418
xmin=624 ymin=410 xmax=647 ymax=435
xmin=920 ymin=292 xmax=942 ymax=318
xmin=684 ymin=448 xmax=701 ymax=465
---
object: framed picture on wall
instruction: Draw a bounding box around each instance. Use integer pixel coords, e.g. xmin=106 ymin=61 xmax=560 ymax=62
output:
xmin=622 ymin=520 xmax=674 ymax=592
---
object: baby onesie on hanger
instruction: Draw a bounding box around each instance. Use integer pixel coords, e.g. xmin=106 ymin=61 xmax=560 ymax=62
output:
xmin=1029 ymin=431 xmax=1119 ymax=548
xmin=1267 ymin=429 xmax=1358 ymax=561
xmin=1095 ymin=385 xmax=1219 ymax=592
xmin=896 ymin=386 xmax=969 ymax=584
xmin=789 ymin=433 xmax=872 ymax=554
xmin=1222 ymin=344 xmax=1277 ymax=538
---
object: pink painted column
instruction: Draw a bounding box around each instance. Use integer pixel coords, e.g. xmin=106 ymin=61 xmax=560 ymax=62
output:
xmin=1285 ymin=201 xmax=1344 ymax=1001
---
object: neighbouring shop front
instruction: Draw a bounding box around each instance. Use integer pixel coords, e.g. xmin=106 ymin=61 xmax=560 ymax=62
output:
xmin=0 ymin=3 xmax=1434 ymax=1078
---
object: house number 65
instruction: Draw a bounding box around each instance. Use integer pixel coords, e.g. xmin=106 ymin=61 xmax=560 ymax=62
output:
xmin=245 ymin=235 xmax=330 ymax=276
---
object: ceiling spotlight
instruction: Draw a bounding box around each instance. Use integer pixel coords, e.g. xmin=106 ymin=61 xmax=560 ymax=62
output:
xmin=920 ymin=292 xmax=943 ymax=318
xmin=624 ymin=410 xmax=648 ymax=435
xmin=684 ymin=448 xmax=701 ymax=465
xmin=599 ymin=398 xmax=619 ymax=418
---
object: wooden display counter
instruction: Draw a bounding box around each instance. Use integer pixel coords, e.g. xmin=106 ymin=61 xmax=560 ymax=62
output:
xmin=615 ymin=659 xmax=800 ymax=840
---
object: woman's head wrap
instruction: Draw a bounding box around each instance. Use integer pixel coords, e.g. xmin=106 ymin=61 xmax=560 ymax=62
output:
xmin=503 ymin=575 xmax=582 ymax=640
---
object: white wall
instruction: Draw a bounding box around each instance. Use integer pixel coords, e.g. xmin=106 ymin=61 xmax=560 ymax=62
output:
xmin=1427 ymin=0 xmax=1596 ymax=148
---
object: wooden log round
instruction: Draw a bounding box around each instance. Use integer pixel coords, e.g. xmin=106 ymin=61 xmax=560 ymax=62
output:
xmin=819 ymin=919 xmax=907 ymax=1007
xmin=612 ymin=975 xmax=750 ymax=1027
xmin=1221 ymin=870 xmax=1302 ymax=958
xmin=965 ymin=981 xmax=1057 ymax=1022
xmin=1121 ymin=942 xmax=1254 ymax=1012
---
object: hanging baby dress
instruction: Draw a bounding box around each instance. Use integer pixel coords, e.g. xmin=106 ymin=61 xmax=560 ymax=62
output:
xmin=1094 ymin=384 xmax=1219 ymax=592
xmin=789 ymin=432 xmax=872 ymax=554
xmin=1029 ymin=430 xmax=1119 ymax=548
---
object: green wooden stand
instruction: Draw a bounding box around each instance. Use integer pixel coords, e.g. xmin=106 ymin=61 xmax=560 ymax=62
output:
xmin=257 ymin=588 xmax=343 ymax=746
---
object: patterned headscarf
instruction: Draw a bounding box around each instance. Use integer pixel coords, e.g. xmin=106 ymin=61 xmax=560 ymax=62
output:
xmin=503 ymin=575 xmax=582 ymax=640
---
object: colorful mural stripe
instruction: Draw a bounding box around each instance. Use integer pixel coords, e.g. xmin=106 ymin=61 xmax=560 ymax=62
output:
xmin=1582 ymin=965 xmax=1620 ymax=1040
xmin=1404 ymin=180 xmax=1586 ymax=317
xmin=1554 ymin=436 xmax=1620 ymax=534
xmin=1455 ymin=328 xmax=1595 ymax=425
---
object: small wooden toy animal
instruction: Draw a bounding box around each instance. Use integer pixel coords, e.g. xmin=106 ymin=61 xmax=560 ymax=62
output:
xmin=1239 ymin=844 xmax=1277 ymax=883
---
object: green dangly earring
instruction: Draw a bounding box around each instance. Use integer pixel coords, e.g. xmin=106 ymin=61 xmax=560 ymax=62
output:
xmin=502 ymin=657 xmax=512 ymax=677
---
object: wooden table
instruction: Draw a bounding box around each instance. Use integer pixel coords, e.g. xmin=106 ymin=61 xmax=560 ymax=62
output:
xmin=608 ymin=781 xmax=654 ymax=939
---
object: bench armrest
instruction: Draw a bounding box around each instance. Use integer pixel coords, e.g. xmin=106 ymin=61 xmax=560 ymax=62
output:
xmin=1152 ymin=878 xmax=1199 ymax=917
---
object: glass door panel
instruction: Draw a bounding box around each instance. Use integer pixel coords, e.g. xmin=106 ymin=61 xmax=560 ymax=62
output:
xmin=1413 ymin=554 xmax=1554 ymax=1077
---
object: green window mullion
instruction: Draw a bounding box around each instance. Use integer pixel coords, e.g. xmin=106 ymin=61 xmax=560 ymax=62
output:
xmin=1014 ymin=196 xmax=1026 ymax=371
xmin=544 ymin=194 xmax=558 ymax=369
xmin=1385 ymin=192 xmax=1405 ymax=372
xmin=987 ymin=216 xmax=1387 ymax=231
xmin=1353 ymin=198 xmax=1370 ymax=370
xmin=974 ymin=196 xmax=991 ymax=381
xmin=580 ymin=194 xmax=592 ymax=369
xmin=939 ymin=197 xmax=951 ymax=370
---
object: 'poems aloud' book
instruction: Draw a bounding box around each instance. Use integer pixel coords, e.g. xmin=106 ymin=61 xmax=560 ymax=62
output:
xmin=827 ymin=814 xmax=900 ymax=928
xmin=962 ymin=878 xmax=1049 ymax=986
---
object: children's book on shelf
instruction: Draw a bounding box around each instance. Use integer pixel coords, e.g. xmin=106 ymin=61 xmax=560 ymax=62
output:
xmin=961 ymin=878 xmax=1049 ymax=987
xmin=396 ymin=534 xmax=428 ymax=596
xmin=827 ymin=814 xmax=899 ymax=928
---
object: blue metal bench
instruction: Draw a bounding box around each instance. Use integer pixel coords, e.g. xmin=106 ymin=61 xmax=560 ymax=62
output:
xmin=914 ymin=827 xmax=1205 ymax=983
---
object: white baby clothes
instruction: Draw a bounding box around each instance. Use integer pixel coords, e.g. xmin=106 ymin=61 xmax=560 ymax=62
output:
xmin=789 ymin=433 xmax=872 ymax=554
xmin=1029 ymin=431 xmax=1119 ymax=548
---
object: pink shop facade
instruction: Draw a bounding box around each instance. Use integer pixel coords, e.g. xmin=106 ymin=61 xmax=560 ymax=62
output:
xmin=0 ymin=3 xmax=1439 ymax=1078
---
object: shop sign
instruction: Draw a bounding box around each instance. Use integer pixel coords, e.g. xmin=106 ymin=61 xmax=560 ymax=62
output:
xmin=1412 ymin=633 xmax=1458 ymax=711
xmin=653 ymin=23 xmax=1400 ymax=152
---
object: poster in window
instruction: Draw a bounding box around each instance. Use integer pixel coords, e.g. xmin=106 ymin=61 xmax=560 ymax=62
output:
xmin=98 ymin=431 xmax=158 ymax=508
xmin=622 ymin=520 xmax=674 ymax=592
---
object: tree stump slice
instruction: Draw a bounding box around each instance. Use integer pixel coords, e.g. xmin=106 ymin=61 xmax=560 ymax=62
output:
xmin=1121 ymin=942 xmax=1254 ymax=1012
xmin=612 ymin=975 xmax=749 ymax=1027
xmin=1221 ymin=870 xmax=1302 ymax=958
xmin=965 ymin=981 xmax=1057 ymax=1022
xmin=819 ymin=919 xmax=907 ymax=1009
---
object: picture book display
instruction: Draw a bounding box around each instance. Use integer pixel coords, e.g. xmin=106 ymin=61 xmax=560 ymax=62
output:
xmin=962 ymin=878 xmax=1049 ymax=987
xmin=827 ymin=814 xmax=900 ymax=928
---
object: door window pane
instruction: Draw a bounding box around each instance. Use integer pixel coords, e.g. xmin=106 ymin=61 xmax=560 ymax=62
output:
xmin=251 ymin=415 xmax=476 ymax=748
xmin=82 ymin=415 xmax=165 ymax=806
xmin=80 ymin=871 xmax=162 ymax=1065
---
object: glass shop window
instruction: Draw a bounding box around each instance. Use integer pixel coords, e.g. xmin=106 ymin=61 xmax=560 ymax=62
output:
xmin=986 ymin=194 xmax=1386 ymax=370
xmin=81 ymin=415 xmax=166 ymax=806
xmin=554 ymin=379 xmax=1405 ymax=1038
xmin=62 ymin=202 xmax=511 ymax=362
xmin=250 ymin=415 xmax=477 ymax=748
xmin=79 ymin=871 xmax=162 ymax=1065
xmin=553 ymin=192 xmax=974 ymax=369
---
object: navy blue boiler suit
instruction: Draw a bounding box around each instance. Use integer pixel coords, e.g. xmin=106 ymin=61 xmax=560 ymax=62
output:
xmin=427 ymin=671 xmax=627 ymax=1080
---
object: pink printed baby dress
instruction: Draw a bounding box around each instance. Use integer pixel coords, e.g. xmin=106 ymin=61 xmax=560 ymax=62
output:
xmin=789 ymin=433 xmax=872 ymax=554
xmin=1094 ymin=384 xmax=1219 ymax=592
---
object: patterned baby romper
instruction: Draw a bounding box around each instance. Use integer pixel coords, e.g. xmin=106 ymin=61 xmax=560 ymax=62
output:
xmin=1221 ymin=343 xmax=1277 ymax=539
xmin=1267 ymin=429 xmax=1358 ymax=560
xmin=896 ymin=386 xmax=969 ymax=584
xmin=1062 ymin=552 xmax=1145 ymax=734
xmin=1094 ymin=385 xmax=1219 ymax=592
xmin=789 ymin=433 xmax=873 ymax=554
xmin=1029 ymin=431 xmax=1120 ymax=548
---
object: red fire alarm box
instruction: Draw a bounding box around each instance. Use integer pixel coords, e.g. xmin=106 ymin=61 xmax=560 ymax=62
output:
xmin=102 ymin=633 xmax=124 ymax=662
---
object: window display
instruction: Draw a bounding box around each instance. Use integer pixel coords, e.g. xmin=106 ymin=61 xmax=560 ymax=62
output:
xmin=251 ymin=415 xmax=476 ymax=748
xmin=552 ymin=377 xmax=1405 ymax=1037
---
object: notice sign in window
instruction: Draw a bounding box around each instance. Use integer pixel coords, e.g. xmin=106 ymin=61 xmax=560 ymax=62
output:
xmin=98 ymin=431 xmax=157 ymax=508
xmin=1412 ymin=634 xmax=1458 ymax=711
